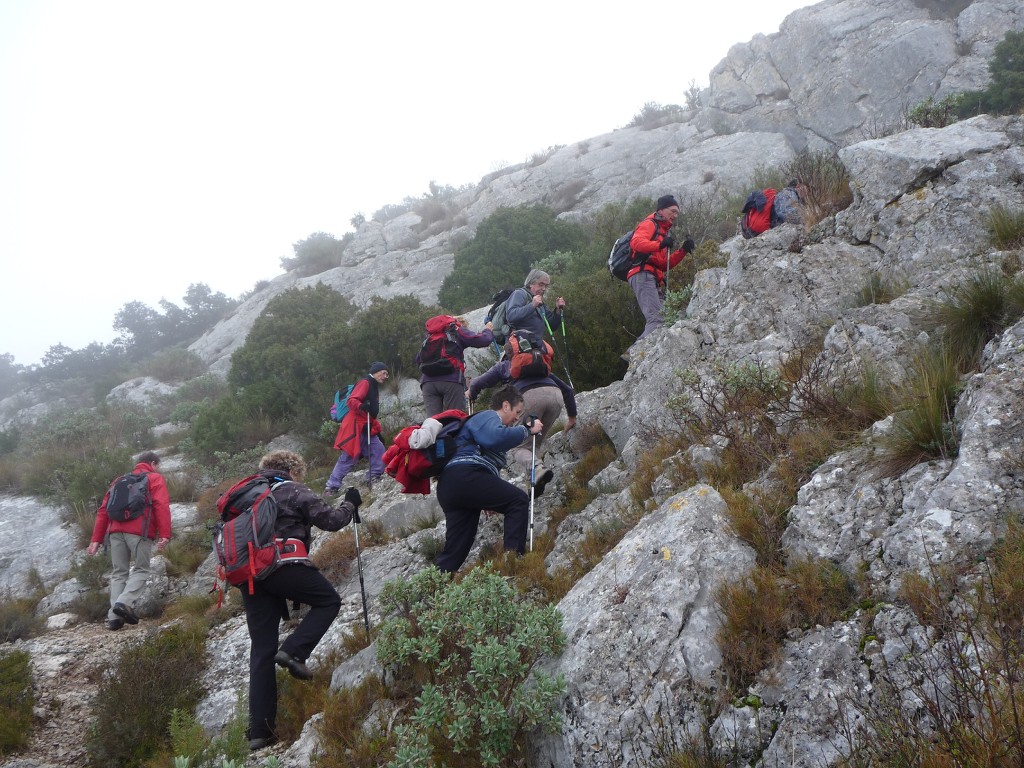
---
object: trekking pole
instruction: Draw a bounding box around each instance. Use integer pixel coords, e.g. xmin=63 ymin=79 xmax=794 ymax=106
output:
xmin=349 ymin=491 xmax=372 ymax=639
xmin=544 ymin=310 xmax=575 ymax=389
xmin=557 ymin=310 xmax=575 ymax=390
xmin=527 ymin=417 xmax=538 ymax=552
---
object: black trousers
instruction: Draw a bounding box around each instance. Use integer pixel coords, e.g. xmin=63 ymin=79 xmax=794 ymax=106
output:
xmin=240 ymin=563 xmax=341 ymax=739
xmin=435 ymin=463 xmax=529 ymax=573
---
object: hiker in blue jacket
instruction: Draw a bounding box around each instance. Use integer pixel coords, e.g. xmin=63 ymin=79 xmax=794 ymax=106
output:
xmin=503 ymin=269 xmax=566 ymax=342
xmin=435 ymin=385 xmax=544 ymax=573
xmin=468 ymin=359 xmax=576 ymax=497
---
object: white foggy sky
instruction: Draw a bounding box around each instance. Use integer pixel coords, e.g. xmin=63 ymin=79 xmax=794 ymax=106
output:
xmin=0 ymin=1 xmax=809 ymax=366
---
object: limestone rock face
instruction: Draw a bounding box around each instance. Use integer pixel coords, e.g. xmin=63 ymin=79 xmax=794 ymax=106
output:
xmin=0 ymin=495 xmax=77 ymax=597
xmin=7 ymin=3 xmax=1024 ymax=767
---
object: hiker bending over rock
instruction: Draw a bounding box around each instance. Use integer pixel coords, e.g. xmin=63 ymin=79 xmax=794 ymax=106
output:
xmin=435 ymin=385 xmax=543 ymax=573
xmin=88 ymin=450 xmax=171 ymax=631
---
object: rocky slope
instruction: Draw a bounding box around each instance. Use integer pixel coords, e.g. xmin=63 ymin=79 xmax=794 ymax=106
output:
xmin=1 ymin=0 xmax=1023 ymax=766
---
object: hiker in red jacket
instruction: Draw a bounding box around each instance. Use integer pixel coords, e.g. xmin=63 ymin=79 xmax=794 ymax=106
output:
xmin=326 ymin=362 xmax=389 ymax=494
xmin=87 ymin=451 xmax=172 ymax=630
xmin=624 ymin=195 xmax=694 ymax=358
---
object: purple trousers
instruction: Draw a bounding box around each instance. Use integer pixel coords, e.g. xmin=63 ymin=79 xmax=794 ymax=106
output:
xmin=327 ymin=434 xmax=385 ymax=489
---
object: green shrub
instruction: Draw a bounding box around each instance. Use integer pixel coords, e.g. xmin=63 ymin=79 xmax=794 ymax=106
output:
xmin=850 ymin=271 xmax=909 ymax=307
xmin=437 ymin=205 xmax=585 ymax=312
xmin=988 ymin=205 xmax=1024 ymax=250
xmin=139 ymin=347 xmax=206 ymax=383
xmin=375 ymin=565 xmax=566 ymax=767
xmin=627 ymin=101 xmax=685 ymax=130
xmin=169 ymin=703 xmax=248 ymax=767
xmin=874 ymin=345 xmax=961 ymax=478
xmin=985 ymin=30 xmax=1024 ymax=114
xmin=0 ymin=592 xmax=41 ymax=644
xmin=908 ymin=95 xmax=962 ymax=128
xmin=87 ymin=619 xmax=209 ymax=767
xmin=279 ymin=231 xmax=348 ymax=275
xmin=933 ymin=268 xmax=1024 ymax=371
xmin=0 ymin=650 xmax=33 ymax=754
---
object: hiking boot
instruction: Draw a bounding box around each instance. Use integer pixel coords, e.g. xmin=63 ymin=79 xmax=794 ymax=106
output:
xmin=106 ymin=617 xmax=124 ymax=631
xmin=113 ymin=602 xmax=139 ymax=625
xmin=534 ymin=469 xmax=554 ymax=498
xmin=275 ymin=650 xmax=313 ymax=680
xmin=248 ymin=736 xmax=277 ymax=751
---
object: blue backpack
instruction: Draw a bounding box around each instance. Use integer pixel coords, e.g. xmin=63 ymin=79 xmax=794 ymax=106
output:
xmin=330 ymin=384 xmax=355 ymax=422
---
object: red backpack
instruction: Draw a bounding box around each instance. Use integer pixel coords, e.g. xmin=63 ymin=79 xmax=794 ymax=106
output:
xmin=505 ymin=331 xmax=553 ymax=379
xmin=741 ymin=188 xmax=777 ymax=238
xmin=383 ymin=410 xmax=471 ymax=494
xmin=418 ymin=315 xmax=463 ymax=376
xmin=212 ymin=475 xmax=286 ymax=595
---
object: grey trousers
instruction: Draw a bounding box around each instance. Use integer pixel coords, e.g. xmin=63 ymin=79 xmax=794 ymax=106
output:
xmin=107 ymin=532 xmax=154 ymax=620
xmin=628 ymin=270 xmax=664 ymax=340
xmin=511 ymin=385 xmax=564 ymax=476
xmin=421 ymin=380 xmax=467 ymax=418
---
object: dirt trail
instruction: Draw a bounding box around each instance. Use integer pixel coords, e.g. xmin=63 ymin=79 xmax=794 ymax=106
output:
xmin=1 ymin=619 xmax=151 ymax=768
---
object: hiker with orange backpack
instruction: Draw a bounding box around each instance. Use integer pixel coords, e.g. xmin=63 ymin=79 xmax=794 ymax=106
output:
xmin=625 ymin=195 xmax=694 ymax=354
xmin=415 ymin=314 xmax=494 ymax=417
xmin=469 ymin=341 xmax=577 ymax=498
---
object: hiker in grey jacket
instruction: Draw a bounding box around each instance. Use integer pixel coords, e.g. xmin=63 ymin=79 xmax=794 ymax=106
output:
xmin=504 ymin=269 xmax=566 ymax=342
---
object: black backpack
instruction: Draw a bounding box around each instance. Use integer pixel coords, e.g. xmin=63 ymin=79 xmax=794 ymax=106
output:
xmin=105 ymin=472 xmax=151 ymax=522
xmin=484 ymin=287 xmax=518 ymax=346
xmin=608 ymin=222 xmax=660 ymax=281
xmin=419 ymin=413 xmax=473 ymax=478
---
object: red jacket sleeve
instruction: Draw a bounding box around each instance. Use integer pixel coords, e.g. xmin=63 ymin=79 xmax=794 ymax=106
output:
xmin=91 ymin=490 xmax=112 ymax=544
xmin=629 ymin=217 xmax=662 ymax=256
xmin=147 ymin=470 xmax=172 ymax=540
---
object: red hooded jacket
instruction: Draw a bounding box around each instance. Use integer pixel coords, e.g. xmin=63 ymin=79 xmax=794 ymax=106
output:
xmin=333 ymin=376 xmax=383 ymax=459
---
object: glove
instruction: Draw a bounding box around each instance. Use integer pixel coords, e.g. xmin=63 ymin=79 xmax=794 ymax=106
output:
xmin=661 ymin=235 xmax=675 ymax=251
xmin=682 ymin=238 xmax=696 ymax=254
xmin=344 ymin=486 xmax=362 ymax=509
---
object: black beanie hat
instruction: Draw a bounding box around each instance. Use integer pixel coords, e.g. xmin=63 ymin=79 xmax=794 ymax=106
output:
xmin=657 ymin=195 xmax=679 ymax=210
xmin=369 ymin=361 xmax=388 ymax=374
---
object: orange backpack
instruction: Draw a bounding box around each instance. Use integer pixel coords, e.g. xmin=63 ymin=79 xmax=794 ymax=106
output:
xmin=505 ymin=331 xmax=553 ymax=379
